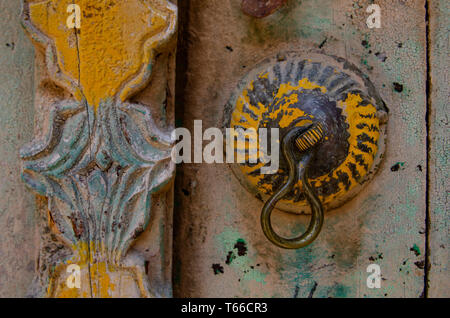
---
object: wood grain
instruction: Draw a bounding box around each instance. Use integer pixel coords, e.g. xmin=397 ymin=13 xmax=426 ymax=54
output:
xmin=0 ymin=0 xmax=37 ymax=297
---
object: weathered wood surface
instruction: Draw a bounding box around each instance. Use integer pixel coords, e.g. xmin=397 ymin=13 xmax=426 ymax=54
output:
xmin=174 ymin=0 xmax=428 ymax=297
xmin=0 ymin=0 xmax=37 ymax=297
xmin=0 ymin=0 xmax=446 ymax=298
xmin=428 ymin=0 xmax=449 ymax=298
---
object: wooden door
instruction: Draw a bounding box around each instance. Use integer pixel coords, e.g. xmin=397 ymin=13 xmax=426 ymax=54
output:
xmin=0 ymin=0 xmax=447 ymax=298
xmin=173 ymin=0 xmax=448 ymax=298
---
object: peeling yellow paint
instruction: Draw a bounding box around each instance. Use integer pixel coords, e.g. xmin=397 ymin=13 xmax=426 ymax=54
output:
xmin=48 ymin=242 xmax=150 ymax=298
xmin=25 ymin=0 xmax=176 ymax=110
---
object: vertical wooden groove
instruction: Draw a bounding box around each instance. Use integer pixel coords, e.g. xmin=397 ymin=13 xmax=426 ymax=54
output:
xmin=174 ymin=0 xmax=190 ymax=129
xmin=424 ymin=0 xmax=431 ymax=298
xmin=173 ymin=0 xmax=190 ymax=298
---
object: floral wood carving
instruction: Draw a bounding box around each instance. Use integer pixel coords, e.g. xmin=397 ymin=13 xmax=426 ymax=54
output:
xmin=20 ymin=0 xmax=177 ymax=297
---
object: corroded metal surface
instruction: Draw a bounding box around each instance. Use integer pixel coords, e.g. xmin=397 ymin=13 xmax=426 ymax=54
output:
xmin=226 ymin=52 xmax=388 ymax=213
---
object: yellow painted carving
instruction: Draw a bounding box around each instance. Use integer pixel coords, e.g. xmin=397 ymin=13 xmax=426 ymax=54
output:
xmin=22 ymin=0 xmax=177 ymax=298
xmin=24 ymin=0 xmax=177 ymax=110
xmin=48 ymin=242 xmax=151 ymax=298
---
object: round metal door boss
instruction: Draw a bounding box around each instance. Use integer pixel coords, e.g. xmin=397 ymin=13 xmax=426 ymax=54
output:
xmin=225 ymin=52 xmax=388 ymax=214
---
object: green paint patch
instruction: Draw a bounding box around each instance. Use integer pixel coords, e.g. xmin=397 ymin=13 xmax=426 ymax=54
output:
xmin=333 ymin=283 xmax=351 ymax=298
xmin=241 ymin=267 xmax=267 ymax=285
xmin=410 ymin=244 xmax=421 ymax=256
xmin=215 ymin=228 xmax=267 ymax=285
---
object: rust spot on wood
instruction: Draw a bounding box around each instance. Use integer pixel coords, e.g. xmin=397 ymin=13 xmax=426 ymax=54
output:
xmin=241 ymin=0 xmax=287 ymax=18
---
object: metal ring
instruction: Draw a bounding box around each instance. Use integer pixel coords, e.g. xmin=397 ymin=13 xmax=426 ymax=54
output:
xmin=260 ymin=127 xmax=324 ymax=249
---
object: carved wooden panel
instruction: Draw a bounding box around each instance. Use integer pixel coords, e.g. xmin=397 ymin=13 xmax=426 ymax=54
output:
xmin=20 ymin=0 xmax=178 ymax=298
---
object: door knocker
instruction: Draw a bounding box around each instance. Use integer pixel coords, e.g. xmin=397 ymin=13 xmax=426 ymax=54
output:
xmin=224 ymin=52 xmax=388 ymax=249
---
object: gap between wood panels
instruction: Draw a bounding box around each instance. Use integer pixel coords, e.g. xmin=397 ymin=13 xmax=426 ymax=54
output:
xmin=424 ymin=0 xmax=431 ymax=299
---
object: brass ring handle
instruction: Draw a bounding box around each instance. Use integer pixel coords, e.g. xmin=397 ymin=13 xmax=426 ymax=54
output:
xmin=261 ymin=124 xmax=325 ymax=249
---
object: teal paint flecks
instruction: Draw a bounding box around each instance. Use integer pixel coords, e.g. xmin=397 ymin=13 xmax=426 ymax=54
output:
xmin=278 ymin=222 xmax=335 ymax=298
xmin=411 ymin=244 xmax=421 ymax=256
xmin=215 ymin=227 xmax=267 ymax=286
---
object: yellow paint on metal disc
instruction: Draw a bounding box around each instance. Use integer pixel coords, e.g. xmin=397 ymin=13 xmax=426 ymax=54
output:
xmin=228 ymin=57 xmax=384 ymax=212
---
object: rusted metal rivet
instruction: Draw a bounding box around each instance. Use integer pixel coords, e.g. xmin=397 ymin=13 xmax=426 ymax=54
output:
xmin=241 ymin=0 xmax=287 ymax=18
